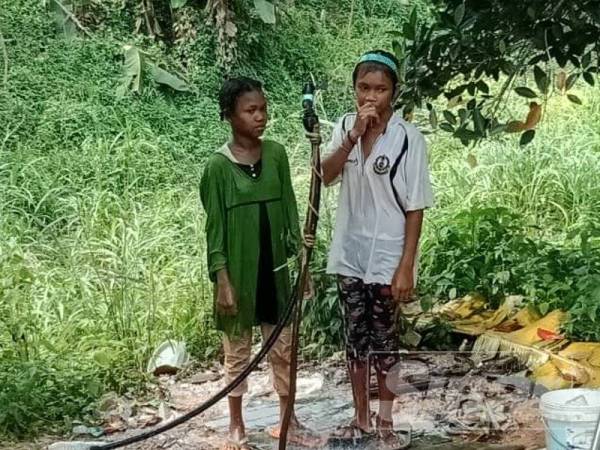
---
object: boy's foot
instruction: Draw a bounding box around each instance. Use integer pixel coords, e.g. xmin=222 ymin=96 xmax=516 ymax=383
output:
xmin=327 ymin=419 xmax=374 ymax=447
xmin=269 ymin=421 xmax=324 ymax=448
xmin=375 ymin=416 xmax=411 ymax=450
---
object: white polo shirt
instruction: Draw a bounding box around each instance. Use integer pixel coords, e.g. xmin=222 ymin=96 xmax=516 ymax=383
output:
xmin=325 ymin=112 xmax=434 ymax=285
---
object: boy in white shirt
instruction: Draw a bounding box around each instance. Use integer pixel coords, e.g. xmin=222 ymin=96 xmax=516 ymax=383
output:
xmin=321 ymin=50 xmax=434 ymax=448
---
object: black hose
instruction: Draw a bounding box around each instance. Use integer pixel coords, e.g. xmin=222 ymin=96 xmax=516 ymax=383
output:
xmin=90 ymin=274 xmax=303 ymax=450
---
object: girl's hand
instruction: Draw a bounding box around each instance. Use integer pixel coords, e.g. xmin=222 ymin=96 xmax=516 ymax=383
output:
xmin=216 ymin=271 xmax=238 ymax=316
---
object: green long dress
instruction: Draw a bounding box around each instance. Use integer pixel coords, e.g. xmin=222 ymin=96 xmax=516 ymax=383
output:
xmin=200 ymin=139 xmax=301 ymax=336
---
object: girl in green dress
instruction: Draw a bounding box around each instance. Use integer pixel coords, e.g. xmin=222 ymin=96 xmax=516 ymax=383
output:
xmin=200 ymin=77 xmax=320 ymax=450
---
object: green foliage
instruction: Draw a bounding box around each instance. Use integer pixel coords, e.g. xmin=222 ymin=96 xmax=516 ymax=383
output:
xmin=564 ymin=279 xmax=600 ymax=341
xmin=419 ymin=317 xmax=458 ymax=351
xmin=420 ymin=207 xmax=539 ymax=308
xmin=0 ymin=358 xmax=101 ymax=436
xmin=417 ymin=91 xmax=600 ymax=339
xmin=117 ymin=44 xmax=191 ymax=97
xmin=393 ymin=0 xmax=600 ymax=145
xmin=253 ymin=0 xmax=276 ymax=24
xmin=421 ymin=206 xmax=600 ymax=312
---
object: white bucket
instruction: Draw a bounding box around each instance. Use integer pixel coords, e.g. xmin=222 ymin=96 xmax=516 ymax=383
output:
xmin=540 ymin=388 xmax=600 ymax=450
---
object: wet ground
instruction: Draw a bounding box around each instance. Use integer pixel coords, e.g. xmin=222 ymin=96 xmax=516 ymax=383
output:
xmin=12 ymin=352 xmax=547 ymax=450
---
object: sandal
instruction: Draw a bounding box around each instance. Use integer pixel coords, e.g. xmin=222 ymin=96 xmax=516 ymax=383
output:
xmin=375 ymin=416 xmax=412 ymax=450
xmin=328 ymin=419 xmax=374 ymax=447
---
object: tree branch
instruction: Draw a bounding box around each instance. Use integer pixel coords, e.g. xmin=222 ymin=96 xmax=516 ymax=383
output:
xmin=52 ymin=0 xmax=93 ymax=38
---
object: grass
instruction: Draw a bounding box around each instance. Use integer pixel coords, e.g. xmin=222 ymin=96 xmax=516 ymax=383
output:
xmin=427 ymin=92 xmax=600 ymax=232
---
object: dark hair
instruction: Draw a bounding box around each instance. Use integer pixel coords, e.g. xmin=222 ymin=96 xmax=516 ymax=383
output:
xmin=218 ymin=77 xmax=263 ymax=120
xmin=352 ymin=50 xmax=399 ymax=89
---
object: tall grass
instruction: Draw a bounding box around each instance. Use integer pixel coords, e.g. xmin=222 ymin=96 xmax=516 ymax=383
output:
xmin=427 ymin=91 xmax=600 ymax=233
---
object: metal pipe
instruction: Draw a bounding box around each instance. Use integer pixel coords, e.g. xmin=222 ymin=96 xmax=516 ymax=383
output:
xmin=591 ymin=408 xmax=600 ymax=450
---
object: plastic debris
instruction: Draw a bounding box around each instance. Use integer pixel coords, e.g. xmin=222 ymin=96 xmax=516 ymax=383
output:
xmin=147 ymin=340 xmax=189 ymax=375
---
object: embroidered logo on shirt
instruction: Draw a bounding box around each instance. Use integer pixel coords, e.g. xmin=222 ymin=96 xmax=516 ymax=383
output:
xmin=373 ymin=155 xmax=390 ymax=175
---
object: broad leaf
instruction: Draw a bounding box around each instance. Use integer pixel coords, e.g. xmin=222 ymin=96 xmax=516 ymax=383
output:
xmin=403 ymin=21 xmax=415 ymax=41
xmin=439 ymin=122 xmax=455 ymax=133
xmin=472 ymin=108 xmax=485 ymax=134
xmin=565 ymin=73 xmax=579 ymax=91
xmin=454 ymin=3 xmax=465 ymax=25
xmin=429 ymin=108 xmax=438 ymax=129
xmin=567 ymin=94 xmax=582 ymax=105
xmin=500 ymin=61 xmax=515 ymax=76
xmin=476 ymin=80 xmax=489 ymax=94
xmin=254 ymin=0 xmax=276 ymax=24
xmin=520 ymin=129 xmax=535 ymax=146
xmin=556 ymin=71 xmax=567 ymax=91
xmin=449 ymin=287 xmax=457 ymax=300
xmin=514 ymin=87 xmax=537 ymax=98
xmin=583 ymin=72 xmax=595 ymax=86
xmin=149 ymin=64 xmax=190 ymax=92
xmin=455 ymin=128 xmax=478 ymax=141
xmin=51 ymin=0 xmax=77 ymax=39
xmin=170 ymin=0 xmax=187 ymax=8
xmin=443 ymin=110 xmax=457 ymax=125
xmin=524 ymin=102 xmax=542 ymax=129
xmin=582 ymin=52 xmax=592 ymax=68
xmin=533 ymin=66 xmax=549 ymax=94
xmin=392 ymin=40 xmax=403 ymax=60
xmin=409 ymin=6 xmax=418 ymax=31
xmin=118 ymin=45 xmax=143 ymax=97
xmin=506 ymin=120 xmax=525 ymax=133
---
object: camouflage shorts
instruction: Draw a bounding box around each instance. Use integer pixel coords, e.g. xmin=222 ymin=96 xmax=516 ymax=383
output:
xmin=337 ymin=275 xmax=400 ymax=375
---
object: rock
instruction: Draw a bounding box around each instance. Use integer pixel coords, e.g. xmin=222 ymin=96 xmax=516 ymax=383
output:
xmin=48 ymin=442 xmax=108 ymax=450
xmin=158 ymin=401 xmax=172 ymax=421
xmin=296 ymin=373 xmax=324 ymax=396
xmin=71 ymin=426 xmax=104 ymax=438
xmin=103 ymin=416 xmax=128 ymax=434
xmin=189 ymin=371 xmax=220 ymax=385
xmin=333 ymin=368 xmax=347 ymax=385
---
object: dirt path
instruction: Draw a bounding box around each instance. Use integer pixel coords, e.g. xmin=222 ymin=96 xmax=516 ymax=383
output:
xmin=7 ymin=353 xmax=547 ymax=450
